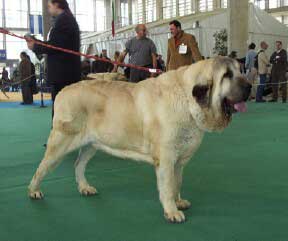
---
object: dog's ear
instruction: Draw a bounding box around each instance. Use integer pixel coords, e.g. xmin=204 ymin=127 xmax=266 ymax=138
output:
xmin=192 ymin=85 xmax=210 ymax=106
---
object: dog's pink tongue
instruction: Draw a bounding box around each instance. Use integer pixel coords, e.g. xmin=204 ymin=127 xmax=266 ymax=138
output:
xmin=234 ymin=102 xmax=247 ymax=113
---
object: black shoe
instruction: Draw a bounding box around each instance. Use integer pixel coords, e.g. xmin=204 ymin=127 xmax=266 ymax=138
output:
xmin=268 ymin=99 xmax=277 ymax=102
xmin=283 ymin=100 xmax=287 ymax=103
xmin=43 ymin=144 xmax=47 ymax=148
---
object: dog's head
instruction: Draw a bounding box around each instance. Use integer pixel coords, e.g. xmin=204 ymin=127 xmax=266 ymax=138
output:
xmin=182 ymin=57 xmax=251 ymax=131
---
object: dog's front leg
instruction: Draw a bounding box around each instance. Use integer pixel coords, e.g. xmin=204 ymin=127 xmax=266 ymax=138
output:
xmin=174 ymin=162 xmax=191 ymax=210
xmin=155 ymin=156 xmax=185 ymax=223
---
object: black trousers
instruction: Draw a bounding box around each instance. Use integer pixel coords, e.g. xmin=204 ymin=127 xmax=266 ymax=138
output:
xmin=21 ymin=83 xmax=33 ymax=104
xmin=271 ymin=70 xmax=287 ymax=101
xmin=129 ymin=65 xmax=152 ymax=83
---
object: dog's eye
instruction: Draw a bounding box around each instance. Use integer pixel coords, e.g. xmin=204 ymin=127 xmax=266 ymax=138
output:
xmin=223 ymin=69 xmax=233 ymax=79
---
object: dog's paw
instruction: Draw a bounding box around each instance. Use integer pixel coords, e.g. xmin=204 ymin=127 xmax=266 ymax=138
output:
xmin=78 ymin=185 xmax=98 ymax=196
xmin=176 ymin=199 xmax=191 ymax=210
xmin=29 ymin=190 xmax=44 ymax=200
xmin=164 ymin=210 xmax=186 ymax=223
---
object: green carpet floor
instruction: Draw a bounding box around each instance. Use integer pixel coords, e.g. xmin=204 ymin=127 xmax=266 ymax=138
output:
xmin=0 ymin=103 xmax=288 ymax=241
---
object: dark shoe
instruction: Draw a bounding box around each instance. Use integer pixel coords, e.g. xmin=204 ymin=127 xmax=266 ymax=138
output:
xmin=256 ymin=99 xmax=266 ymax=103
xmin=43 ymin=144 xmax=47 ymax=148
xmin=268 ymin=99 xmax=277 ymax=102
xmin=283 ymin=100 xmax=287 ymax=103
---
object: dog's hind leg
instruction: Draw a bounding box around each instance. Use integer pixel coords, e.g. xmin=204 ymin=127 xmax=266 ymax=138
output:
xmin=75 ymin=145 xmax=98 ymax=196
xmin=28 ymin=129 xmax=83 ymax=199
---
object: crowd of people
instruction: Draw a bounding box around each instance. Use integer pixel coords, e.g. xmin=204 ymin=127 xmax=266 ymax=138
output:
xmin=229 ymin=40 xmax=287 ymax=103
xmin=80 ymin=20 xmax=287 ymax=104
xmin=1 ymin=0 xmax=286 ymax=116
xmin=81 ymin=19 xmax=201 ymax=83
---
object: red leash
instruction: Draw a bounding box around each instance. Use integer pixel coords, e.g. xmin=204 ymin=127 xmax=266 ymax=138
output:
xmin=0 ymin=28 xmax=162 ymax=74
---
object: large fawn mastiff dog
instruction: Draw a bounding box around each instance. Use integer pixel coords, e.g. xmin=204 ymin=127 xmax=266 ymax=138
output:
xmin=28 ymin=57 xmax=251 ymax=223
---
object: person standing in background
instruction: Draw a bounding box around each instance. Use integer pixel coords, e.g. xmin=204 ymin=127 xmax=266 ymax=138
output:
xmin=26 ymin=0 xmax=81 ymax=120
xmin=256 ymin=41 xmax=270 ymax=103
xmin=269 ymin=41 xmax=287 ymax=103
xmin=114 ymin=24 xmax=157 ymax=83
xmin=167 ymin=20 xmax=202 ymax=71
xmin=114 ymin=51 xmax=120 ymax=62
xmin=19 ymin=52 xmax=33 ymax=105
xmin=1 ymin=67 xmax=9 ymax=82
xmin=245 ymin=43 xmax=257 ymax=99
xmin=113 ymin=51 xmax=124 ymax=75
xmin=27 ymin=55 xmax=38 ymax=96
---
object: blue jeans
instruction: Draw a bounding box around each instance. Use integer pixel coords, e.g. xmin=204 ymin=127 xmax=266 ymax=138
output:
xmin=256 ymin=74 xmax=266 ymax=101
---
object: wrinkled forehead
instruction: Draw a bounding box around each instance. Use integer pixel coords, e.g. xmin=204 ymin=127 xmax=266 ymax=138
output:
xmin=213 ymin=57 xmax=240 ymax=73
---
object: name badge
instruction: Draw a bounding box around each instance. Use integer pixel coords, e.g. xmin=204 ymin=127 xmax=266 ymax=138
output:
xmin=179 ymin=44 xmax=187 ymax=54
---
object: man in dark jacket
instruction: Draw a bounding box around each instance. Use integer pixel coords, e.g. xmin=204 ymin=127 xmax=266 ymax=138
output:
xmin=28 ymin=57 xmax=38 ymax=95
xmin=1 ymin=67 xmax=9 ymax=81
xmin=19 ymin=52 xmax=33 ymax=105
xmin=27 ymin=0 xmax=81 ymax=118
xmin=270 ymin=41 xmax=287 ymax=103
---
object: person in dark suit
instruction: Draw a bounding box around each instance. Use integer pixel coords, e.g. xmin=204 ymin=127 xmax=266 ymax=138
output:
xmin=269 ymin=41 xmax=287 ymax=103
xmin=26 ymin=55 xmax=38 ymax=95
xmin=1 ymin=67 xmax=9 ymax=81
xmin=27 ymin=0 xmax=81 ymax=119
xmin=19 ymin=52 xmax=33 ymax=105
